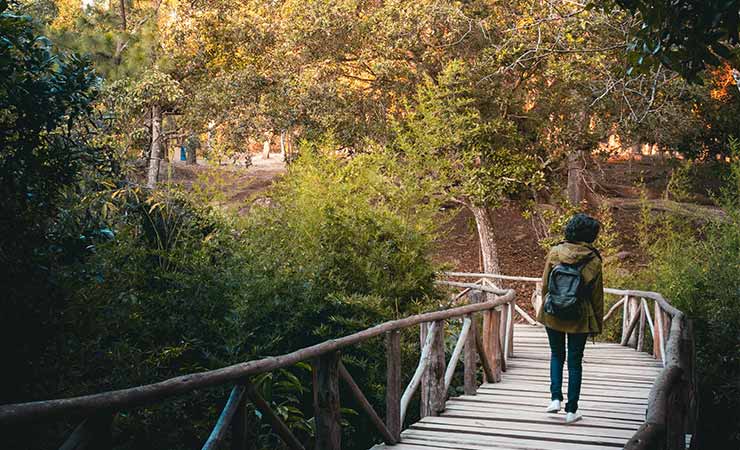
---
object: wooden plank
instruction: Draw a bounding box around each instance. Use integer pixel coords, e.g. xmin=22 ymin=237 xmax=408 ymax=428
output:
xmin=419 ymin=415 xmax=637 ymax=439
xmin=409 ymin=420 xmax=628 ymax=446
xmin=313 ymin=352 xmax=341 ymax=450
xmin=401 ymin=432 xmax=615 ymax=450
xmin=505 ymin=359 xmax=661 ymax=374
xmin=444 ymin=399 xmax=645 ymax=423
xmin=486 ymin=377 xmax=651 ymax=393
xmin=454 ymin=394 xmax=648 ymax=414
xmin=338 ymin=362 xmax=396 ymax=445
xmin=512 ymin=354 xmax=664 ymax=367
xmin=385 ymin=330 xmax=401 ymax=441
xmin=473 ymin=388 xmax=648 ymax=406
xmin=512 ymin=349 xmax=662 ymax=361
xmin=401 ymin=429 xmax=621 ymax=450
xmin=504 ymin=362 xmax=660 ymax=379
xmin=482 ymin=381 xmax=653 ymax=395
xmin=478 ymin=383 xmax=651 ymax=399
xmin=495 ymin=374 xmax=655 ymax=389
xmin=440 ymin=405 xmax=641 ymax=430
xmin=512 ymin=348 xmax=663 ymax=360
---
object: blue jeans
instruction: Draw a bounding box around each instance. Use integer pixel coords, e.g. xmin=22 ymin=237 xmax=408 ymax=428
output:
xmin=545 ymin=327 xmax=588 ymax=413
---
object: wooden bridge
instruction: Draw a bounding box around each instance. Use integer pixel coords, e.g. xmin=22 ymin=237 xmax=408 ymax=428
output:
xmin=0 ymin=273 xmax=695 ymax=450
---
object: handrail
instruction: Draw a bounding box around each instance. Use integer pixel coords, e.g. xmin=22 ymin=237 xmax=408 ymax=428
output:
xmin=0 ymin=289 xmax=514 ymax=425
xmin=2 ymin=271 xmax=695 ymax=450
xmin=445 ymin=271 xmax=696 ymax=450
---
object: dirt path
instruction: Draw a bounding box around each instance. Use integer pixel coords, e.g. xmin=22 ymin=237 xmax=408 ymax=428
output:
xmin=170 ymin=153 xmax=286 ymax=213
xmin=222 ymin=154 xmax=286 ymax=213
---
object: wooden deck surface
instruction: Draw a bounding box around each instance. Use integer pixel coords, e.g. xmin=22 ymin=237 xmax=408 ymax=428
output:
xmin=372 ymin=324 xmax=661 ymax=450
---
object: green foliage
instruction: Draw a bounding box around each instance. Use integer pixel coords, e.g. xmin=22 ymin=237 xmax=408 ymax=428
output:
xmin=103 ymin=70 xmax=184 ymax=156
xmin=394 ymin=60 xmax=544 ymax=207
xmin=528 ymin=200 xmax=621 ymax=262
xmin=241 ymin=138 xmax=439 ymax=316
xmin=633 ymin=143 xmax=740 ymax=448
xmin=0 ymin=0 xmax=109 ymax=404
xmin=611 ymin=0 xmax=740 ymax=81
xmin=665 ymin=160 xmax=694 ymax=202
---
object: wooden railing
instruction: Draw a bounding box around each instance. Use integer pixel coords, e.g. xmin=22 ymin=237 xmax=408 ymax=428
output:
xmin=445 ymin=272 xmax=697 ymax=450
xmin=0 ymin=283 xmax=516 ymax=450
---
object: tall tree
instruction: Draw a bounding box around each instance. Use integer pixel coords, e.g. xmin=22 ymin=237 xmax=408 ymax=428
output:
xmin=396 ymin=61 xmax=543 ymax=274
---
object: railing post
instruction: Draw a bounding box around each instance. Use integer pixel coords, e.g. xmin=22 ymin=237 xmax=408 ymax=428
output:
xmin=469 ymin=291 xmax=497 ymax=383
xmin=637 ymin=298 xmax=647 ymax=352
xmin=666 ymin=379 xmax=688 ymax=450
xmin=419 ymin=322 xmax=429 ymax=416
xmin=385 ymin=330 xmax=401 ymax=442
xmin=653 ymin=302 xmax=664 ymax=363
xmin=532 ymin=282 xmax=543 ymax=318
xmin=621 ymin=295 xmax=629 ymax=343
xmin=420 ymin=320 xmax=446 ymax=417
xmin=486 ymin=306 xmax=503 ymax=382
xmin=313 ymin=352 xmax=341 ymax=450
xmin=463 ymin=313 xmax=477 ymax=395
xmin=680 ymin=319 xmax=697 ymax=435
xmin=231 ymin=392 xmax=249 ymax=450
xmin=628 ymin=296 xmax=640 ymax=348
xmin=506 ymin=302 xmax=514 ymax=359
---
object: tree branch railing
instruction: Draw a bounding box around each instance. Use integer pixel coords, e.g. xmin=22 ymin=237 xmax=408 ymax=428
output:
xmin=443 ymin=271 xmax=697 ymax=450
xmin=0 ymin=284 xmax=516 ymax=450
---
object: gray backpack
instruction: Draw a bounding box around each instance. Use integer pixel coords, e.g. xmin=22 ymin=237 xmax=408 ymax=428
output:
xmin=544 ymin=260 xmax=589 ymax=321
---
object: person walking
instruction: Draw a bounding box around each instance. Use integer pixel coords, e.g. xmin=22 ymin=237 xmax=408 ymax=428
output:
xmin=537 ymin=213 xmax=604 ymax=424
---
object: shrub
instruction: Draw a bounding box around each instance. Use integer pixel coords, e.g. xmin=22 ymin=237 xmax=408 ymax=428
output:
xmin=232 ymin=141 xmax=441 ymax=448
xmin=634 ymin=143 xmax=740 ymax=449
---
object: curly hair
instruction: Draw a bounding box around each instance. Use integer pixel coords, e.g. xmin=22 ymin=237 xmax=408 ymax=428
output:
xmin=564 ymin=213 xmax=601 ymax=243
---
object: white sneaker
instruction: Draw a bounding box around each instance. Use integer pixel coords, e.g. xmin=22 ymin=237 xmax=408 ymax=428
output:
xmin=565 ymin=412 xmax=582 ymax=424
xmin=546 ymin=400 xmax=561 ymax=413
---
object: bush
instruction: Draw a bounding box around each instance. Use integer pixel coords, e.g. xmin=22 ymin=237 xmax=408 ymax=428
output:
xmin=5 ymin=134 xmax=441 ymax=450
xmin=233 ymin=141 xmax=441 ymax=448
xmin=635 ymin=146 xmax=740 ymax=449
xmin=0 ymin=1 xmax=107 ymax=406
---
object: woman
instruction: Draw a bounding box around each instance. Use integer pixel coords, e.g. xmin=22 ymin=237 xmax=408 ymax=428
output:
xmin=537 ymin=213 xmax=604 ymax=424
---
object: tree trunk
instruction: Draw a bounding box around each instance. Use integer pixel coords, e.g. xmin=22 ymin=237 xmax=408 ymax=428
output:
xmin=262 ymin=134 xmax=271 ymax=159
xmin=280 ymin=129 xmax=286 ymax=158
xmin=113 ymin=0 xmax=127 ymax=65
xmin=146 ymin=104 xmax=162 ymax=189
xmin=468 ymin=204 xmax=501 ymax=275
xmin=567 ymin=150 xmax=586 ymax=205
xmin=186 ymin=143 xmax=196 ymax=165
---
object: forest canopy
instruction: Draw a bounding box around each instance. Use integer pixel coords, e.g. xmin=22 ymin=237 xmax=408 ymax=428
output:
xmin=2 ymin=0 xmax=740 ymax=449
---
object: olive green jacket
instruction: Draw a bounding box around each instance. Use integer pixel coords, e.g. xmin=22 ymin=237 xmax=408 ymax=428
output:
xmin=536 ymin=241 xmax=604 ymax=334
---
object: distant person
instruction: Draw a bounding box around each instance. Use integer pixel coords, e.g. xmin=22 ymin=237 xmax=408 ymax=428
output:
xmin=537 ymin=213 xmax=604 ymax=424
